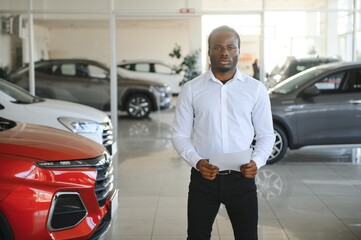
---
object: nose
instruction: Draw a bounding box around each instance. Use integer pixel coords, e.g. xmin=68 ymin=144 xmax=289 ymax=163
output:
xmin=221 ymin=48 xmax=229 ymax=55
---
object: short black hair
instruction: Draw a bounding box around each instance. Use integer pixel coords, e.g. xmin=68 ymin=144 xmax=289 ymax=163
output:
xmin=208 ymin=25 xmax=241 ymax=50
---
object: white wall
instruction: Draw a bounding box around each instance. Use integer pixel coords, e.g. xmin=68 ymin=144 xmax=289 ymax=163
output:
xmin=22 ymin=24 xmax=50 ymax=63
xmin=48 ymin=27 xmax=110 ymax=62
xmin=46 ymin=19 xmax=196 ymax=68
xmin=116 ymin=20 xmax=191 ymax=67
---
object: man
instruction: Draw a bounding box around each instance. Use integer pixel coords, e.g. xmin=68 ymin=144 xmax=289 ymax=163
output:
xmin=171 ymin=25 xmax=275 ymax=240
xmin=252 ymin=58 xmax=260 ymax=80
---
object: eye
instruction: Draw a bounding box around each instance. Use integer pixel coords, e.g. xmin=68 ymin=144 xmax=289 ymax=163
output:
xmin=212 ymin=46 xmax=222 ymax=51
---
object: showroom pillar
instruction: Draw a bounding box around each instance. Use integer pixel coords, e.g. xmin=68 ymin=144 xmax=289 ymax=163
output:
xmin=27 ymin=0 xmax=35 ymax=95
xmin=260 ymin=0 xmax=265 ymax=84
xmin=109 ymin=0 xmax=118 ymax=155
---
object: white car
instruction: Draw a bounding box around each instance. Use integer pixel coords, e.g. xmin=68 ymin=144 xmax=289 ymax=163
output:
xmin=0 ymin=78 xmax=115 ymax=155
xmin=117 ymin=59 xmax=183 ymax=94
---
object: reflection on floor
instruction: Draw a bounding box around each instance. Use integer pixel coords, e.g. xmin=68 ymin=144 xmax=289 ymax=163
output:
xmin=105 ymin=108 xmax=361 ymax=240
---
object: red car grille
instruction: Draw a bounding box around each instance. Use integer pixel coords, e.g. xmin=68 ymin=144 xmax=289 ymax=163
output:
xmin=101 ymin=120 xmax=114 ymax=155
xmin=94 ymin=159 xmax=114 ymax=206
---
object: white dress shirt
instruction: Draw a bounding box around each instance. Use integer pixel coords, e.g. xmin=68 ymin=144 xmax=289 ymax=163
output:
xmin=171 ymin=69 xmax=275 ymax=170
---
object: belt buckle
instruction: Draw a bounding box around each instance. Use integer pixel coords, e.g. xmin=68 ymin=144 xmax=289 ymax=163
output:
xmin=218 ymin=170 xmax=232 ymax=175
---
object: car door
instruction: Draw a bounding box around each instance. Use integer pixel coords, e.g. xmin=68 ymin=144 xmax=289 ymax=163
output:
xmin=37 ymin=62 xmax=110 ymax=111
xmin=79 ymin=63 xmax=111 ymax=110
xmin=153 ymin=62 xmax=182 ymax=93
xmin=295 ymin=69 xmax=361 ymax=145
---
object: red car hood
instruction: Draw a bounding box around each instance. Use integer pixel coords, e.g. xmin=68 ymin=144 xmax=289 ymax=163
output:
xmin=0 ymin=121 xmax=105 ymax=161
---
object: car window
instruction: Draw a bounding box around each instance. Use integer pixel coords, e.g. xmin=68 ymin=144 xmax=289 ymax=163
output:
xmin=313 ymin=69 xmax=361 ymax=94
xmin=269 ymin=65 xmax=280 ymax=76
xmin=36 ymin=64 xmax=54 ymax=75
xmin=88 ymin=65 xmax=108 ymax=79
xmin=134 ymin=63 xmax=151 ymax=72
xmin=154 ymin=63 xmax=173 ymax=74
xmin=341 ymin=69 xmax=361 ymax=92
xmin=75 ymin=64 xmax=90 ymax=77
xmin=271 ymin=68 xmax=326 ymax=94
xmin=295 ymin=64 xmax=307 ymax=72
xmin=352 ymin=71 xmax=361 ymax=91
xmin=314 ymin=72 xmax=344 ymax=91
xmin=60 ymin=64 xmax=76 ymax=76
xmin=118 ymin=64 xmax=134 ymax=71
xmin=295 ymin=62 xmax=318 ymax=73
xmin=277 ymin=60 xmax=291 ymax=75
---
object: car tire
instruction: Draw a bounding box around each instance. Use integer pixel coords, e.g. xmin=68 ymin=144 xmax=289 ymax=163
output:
xmin=125 ymin=94 xmax=151 ymax=119
xmin=267 ymin=125 xmax=288 ymax=164
xmin=0 ymin=212 xmax=14 ymax=240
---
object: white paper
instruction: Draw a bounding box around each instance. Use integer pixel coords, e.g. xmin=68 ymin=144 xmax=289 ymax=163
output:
xmin=209 ymin=149 xmax=253 ymax=172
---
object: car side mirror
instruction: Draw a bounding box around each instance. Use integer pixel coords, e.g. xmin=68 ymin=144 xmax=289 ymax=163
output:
xmin=303 ymin=85 xmax=320 ymax=97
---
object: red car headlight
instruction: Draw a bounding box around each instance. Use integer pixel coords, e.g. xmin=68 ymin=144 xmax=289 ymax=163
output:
xmin=34 ymin=151 xmax=113 ymax=207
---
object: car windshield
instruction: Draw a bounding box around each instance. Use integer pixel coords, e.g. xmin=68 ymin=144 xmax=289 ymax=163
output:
xmin=270 ymin=67 xmax=327 ymax=94
xmin=0 ymin=78 xmax=43 ymax=104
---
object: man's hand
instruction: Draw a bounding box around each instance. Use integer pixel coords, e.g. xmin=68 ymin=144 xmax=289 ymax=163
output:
xmin=196 ymin=159 xmax=219 ymax=180
xmin=240 ymin=160 xmax=258 ymax=178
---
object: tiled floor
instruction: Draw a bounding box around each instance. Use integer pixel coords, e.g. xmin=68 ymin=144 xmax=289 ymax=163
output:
xmin=105 ymin=107 xmax=361 ymax=240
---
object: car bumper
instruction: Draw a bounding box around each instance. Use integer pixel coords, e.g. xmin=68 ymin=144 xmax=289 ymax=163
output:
xmin=1 ymin=164 xmax=118 ymax=240
xmin=159 ymin=95 xmax=172 ymax=110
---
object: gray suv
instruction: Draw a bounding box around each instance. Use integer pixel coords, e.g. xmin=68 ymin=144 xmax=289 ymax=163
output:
xmin=9 ymin=59 xmax=172 ymax=119
xmin=267 ymin=61 xmax=361 ymax=163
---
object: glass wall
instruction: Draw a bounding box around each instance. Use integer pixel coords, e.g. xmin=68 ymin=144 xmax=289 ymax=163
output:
xmin=1 ymin=0 xmax=361 ymax=82
xmin=264 ymin=11 xmax=332 ymax=74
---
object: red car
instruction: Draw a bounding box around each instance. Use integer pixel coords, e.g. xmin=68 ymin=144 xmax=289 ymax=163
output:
xmin=0 ymin=118 xmax=118 ymax=240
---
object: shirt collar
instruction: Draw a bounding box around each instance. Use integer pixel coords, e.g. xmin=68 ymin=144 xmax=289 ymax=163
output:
xmin=207 ymin=69 xmax=245 ymax=84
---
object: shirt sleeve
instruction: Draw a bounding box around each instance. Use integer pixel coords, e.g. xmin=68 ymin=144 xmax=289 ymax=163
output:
xmin=251 ymin=83 xmax=276 ymax=169
xmin=171 ymin=82 xmax=203 ymax=169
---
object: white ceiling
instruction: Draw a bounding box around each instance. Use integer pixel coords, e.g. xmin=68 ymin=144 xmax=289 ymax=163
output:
xmin=13 ymin=0 xmax=337 ymax=30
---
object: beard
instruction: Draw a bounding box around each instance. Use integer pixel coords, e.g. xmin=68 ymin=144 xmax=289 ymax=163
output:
xmin=211 ymin=62 xmax=236 ymax=73
xmin=210 ymin=55 xmax=238 ymax=74
xmin=217 ymin=65 xmax=233 ymax=73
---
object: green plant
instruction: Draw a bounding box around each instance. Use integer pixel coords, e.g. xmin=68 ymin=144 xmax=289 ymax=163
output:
xmin=0 ymin=65 xmax=10 ymax=80
xmin=169 ymin=44 xmax=200 ymax=86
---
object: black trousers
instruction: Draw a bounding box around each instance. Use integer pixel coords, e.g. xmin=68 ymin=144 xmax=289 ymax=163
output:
xmin=187 ymin=168 xmax=258 ymax=240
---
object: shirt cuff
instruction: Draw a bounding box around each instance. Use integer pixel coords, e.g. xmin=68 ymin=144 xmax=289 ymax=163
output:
xmin=250 ymin=155 xmax=265 ymax=169
xmin=189 ymin=155 xmax=202 ymax=169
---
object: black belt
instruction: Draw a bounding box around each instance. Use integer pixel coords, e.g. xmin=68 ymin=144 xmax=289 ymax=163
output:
xmin=218 ymin=170 xmax=235 ymax=175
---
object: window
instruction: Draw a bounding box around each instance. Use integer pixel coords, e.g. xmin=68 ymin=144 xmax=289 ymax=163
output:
xmin=344 ymin=70 xmax=361 ymax=92
xmin=120 ymin=64 xmax=132 ymax=70
xmin=75 ymin=64 xmax=89 ymax=77
xmin=314 ymin=69 xmax=361 ymax=93
xmin=134 ymin=63 xmax=150 ymax=72
xmin=315 ymin=72 xmax=344 ymax=91
xmin=60 ymin=64 xmax=76 ymax=76
xmin=154 ymin=63 xmax=173 ymax=74
xmin=36 ymin=64 xmax=54 ymax=75
xmin=88 ymin=65 xmax=108 ymax=79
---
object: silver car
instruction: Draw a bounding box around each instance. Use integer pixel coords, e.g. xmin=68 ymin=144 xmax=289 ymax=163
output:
xmin=267 ymin=61 xmax=361 ymax=163
xmin=118 ymin=59 xmax=183 ymax=95
xmin=10 ymin=59 xmax=172 ymax=119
